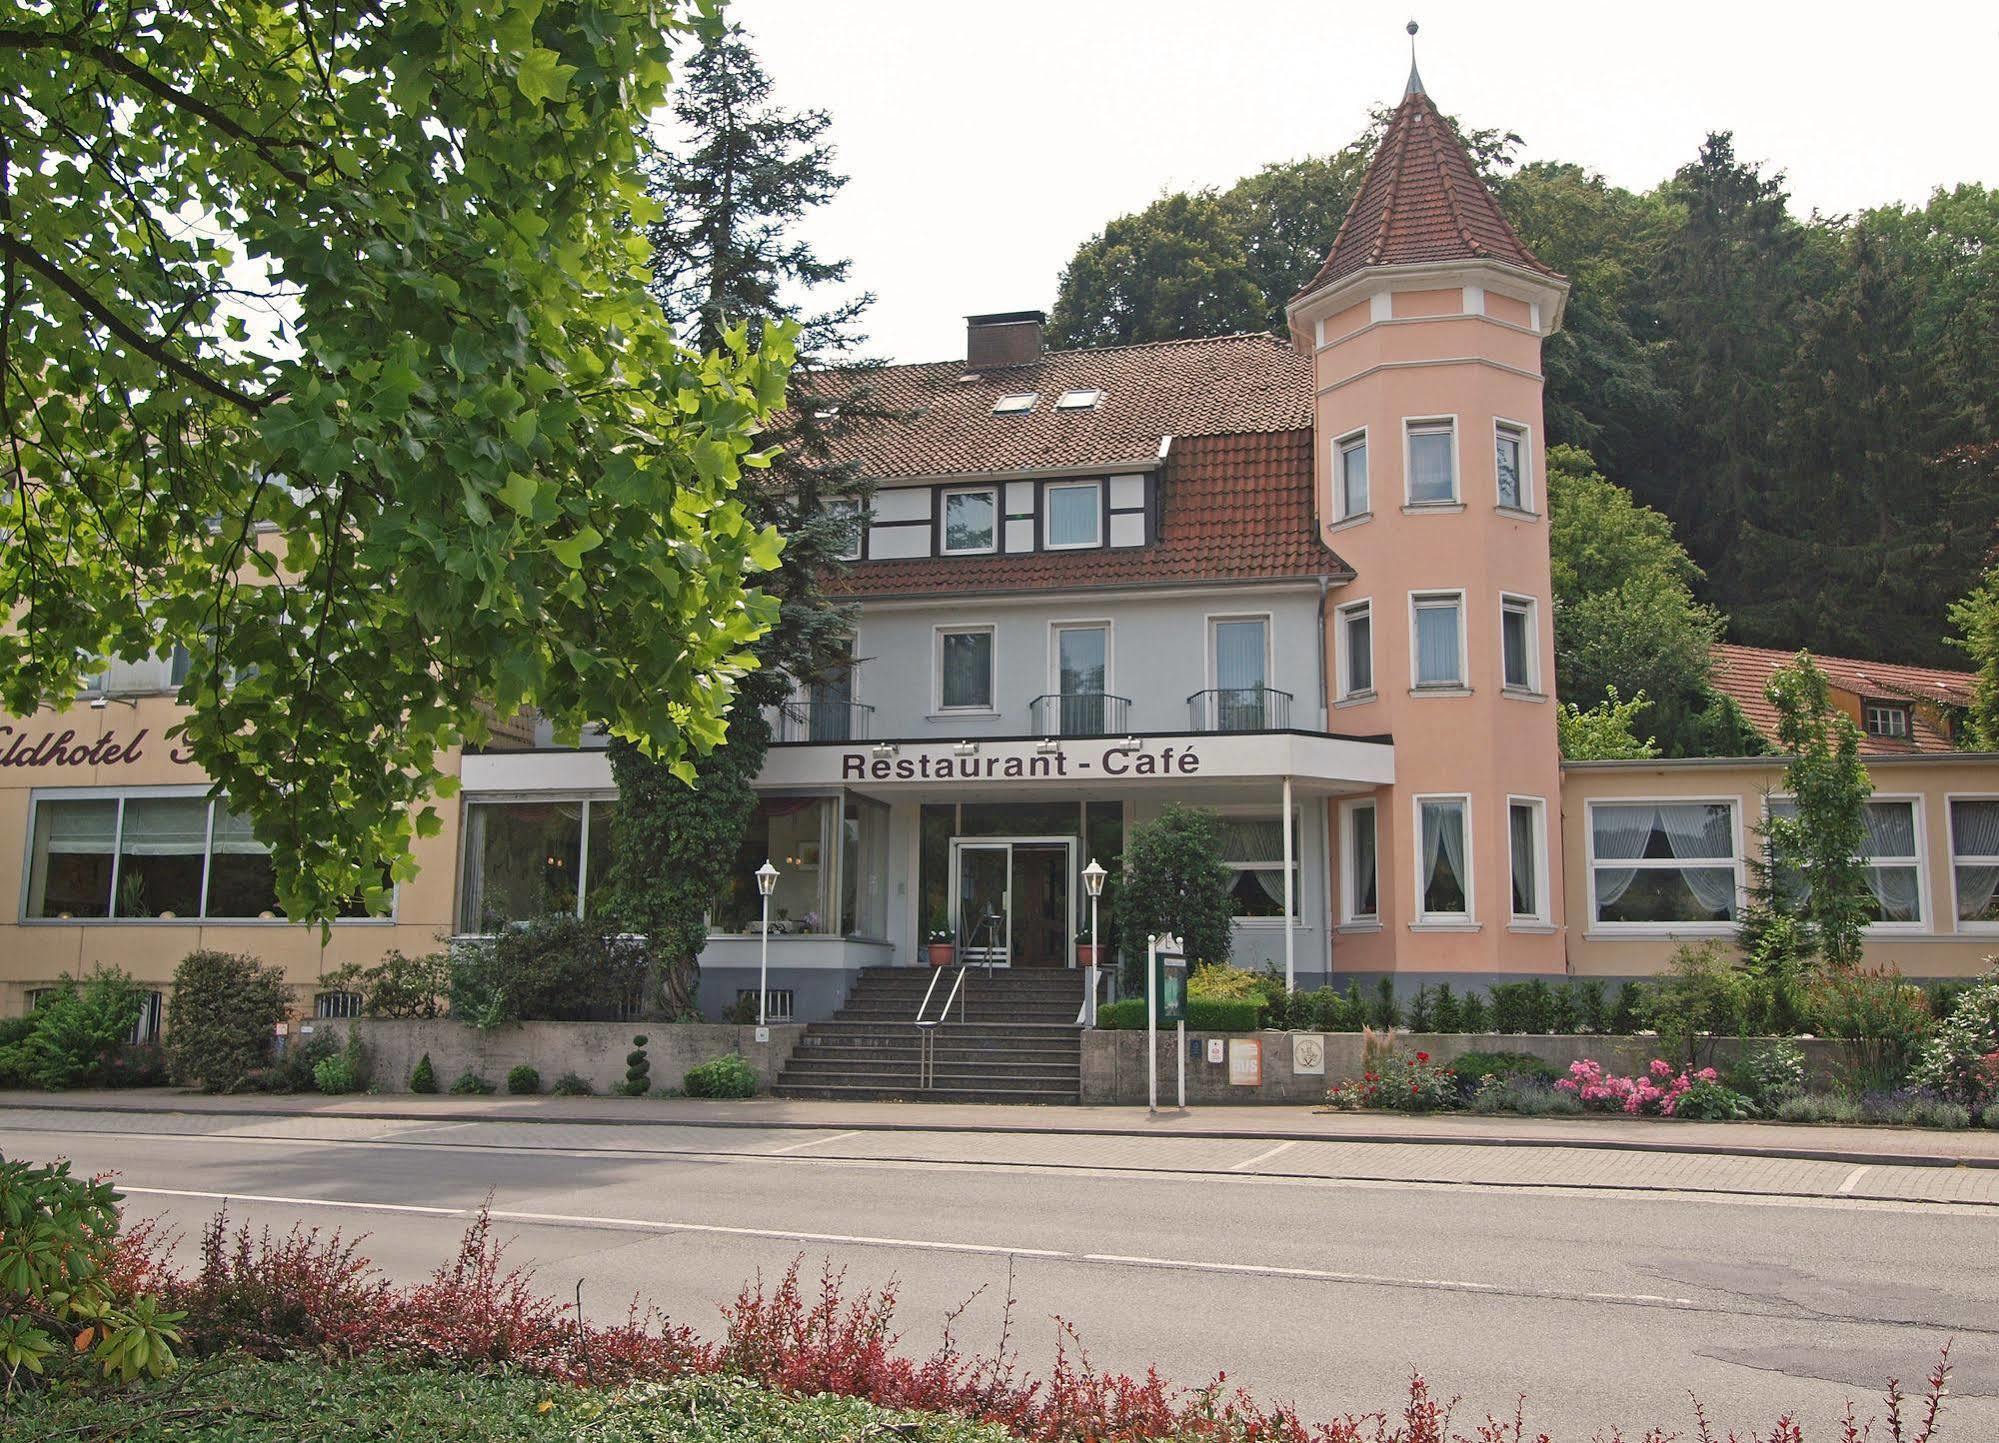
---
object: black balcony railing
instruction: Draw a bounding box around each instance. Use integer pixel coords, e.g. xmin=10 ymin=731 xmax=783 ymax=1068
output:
xmin=1026 ymin=691 xmax=1132 ymax=737
xmin=774 ymin=700 xmax=875 ymax=743
xmin=1186 ymin=685 xmax=1292 ymax=733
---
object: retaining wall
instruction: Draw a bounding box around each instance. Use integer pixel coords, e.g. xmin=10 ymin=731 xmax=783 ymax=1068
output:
xmin=318 ymin=1018 xmax=805 ymax=1095
xmin=1078 ymin=1030 xmax=1848 ymax=1106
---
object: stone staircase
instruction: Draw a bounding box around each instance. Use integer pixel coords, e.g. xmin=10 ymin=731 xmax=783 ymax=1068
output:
xmin=772 ymin=966 xmax=1085 ymax=1103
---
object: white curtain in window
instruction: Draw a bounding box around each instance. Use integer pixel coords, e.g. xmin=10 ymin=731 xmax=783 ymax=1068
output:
xmin=1510 ymin=804 xmax=1538 ymax=915
xmin=1863 ymin=802 xmax=1917 ymax=857
xmin=117 ymin=798 xmax=208 ymax=855
xmin=1865 ymin=865 xmax=1922 ymax=921
xmin=1217 ymin=818 xmax=1285 ymax=863
xmin=207 ymin=805 xmax=270 ymax=855
xmin=1047 ymin=485 xmax=1099 ymax=545
xmin=1214 ymin=620 xmax=1266 ymax=693
xmin=38 ymin=800 xmax=118 ymax=853
xmin=1408 ymin=429 xmax=1454 ymax=502
xmin=1414 ymin=603 xmax=1460 ymax=686
xmin=1952 ymin=800 xmax=1999 ymax=919
xmin=1659 ymin=804 xmax=1737 ymax=913
xmin=1589 ymin=804 xmax=1658 ymax=908
xmin=941 ymin=631 xmax=992 ymax=708
xmin=1420 ymin=801 xmax=1467 ymax=913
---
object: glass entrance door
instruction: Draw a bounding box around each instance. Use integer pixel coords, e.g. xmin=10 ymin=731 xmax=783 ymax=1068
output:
xmin=948 ymin=837 xmax=1075 ymax=969
xmin=954 ymin=843 xmax=1009 ymax=963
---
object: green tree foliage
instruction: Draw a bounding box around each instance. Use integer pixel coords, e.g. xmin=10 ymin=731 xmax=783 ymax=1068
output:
xmin=0 ymin=968 xmax=142 ymax=1090
xmin=0 ymin=0 xmax=791 ymax=922
xmin=613 ymin=23 xmax=882 ymax=1015
xmin=1048 ymin=190 xmax=1267 ymax=350
xmin=1112 ymin=805 xmax=1236 ymax=982
xmin=1947 ymin=546 xmax=1999 ymax=750
xmin=1760 ymin=653 xmax=1877 ymax=969
xmin=1547 ymin=446 xmax=1761 ymax=756
xmin=445 ymin=914 xmax=650 ymax=1028
xmin=1556 ymin=687 xmax=1659 ymax=761
xmin=165 ymin=951 xmax=290 ymax=1091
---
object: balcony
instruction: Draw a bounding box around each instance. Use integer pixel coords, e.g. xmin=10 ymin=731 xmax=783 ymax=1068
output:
xmin=773 ymin=700 xmax=875 ymax=743
xmin=1187 ymin=686 xmax=1292 ymax=733
xmin=1027 ymin=692 xmax=1132 ymax=737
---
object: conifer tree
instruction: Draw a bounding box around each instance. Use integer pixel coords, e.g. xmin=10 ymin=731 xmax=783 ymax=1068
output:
xmin=609 ymin=23 xmax=887 ymax=1015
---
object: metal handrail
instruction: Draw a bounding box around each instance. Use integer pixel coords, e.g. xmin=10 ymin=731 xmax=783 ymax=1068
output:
xmin=1185 ymin=685 xmax=1294 ymax=733
xmin=772 ymin=699 xmax=876 ymax=743
xmin=1025 ymin=691 xmax=1132 ymax=737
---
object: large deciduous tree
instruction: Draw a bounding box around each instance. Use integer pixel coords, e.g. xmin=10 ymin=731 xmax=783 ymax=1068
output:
xmin=610 ymin=21 xmax=884 ymax=1015
xmin=0 ymin=0 xmax=791 ymax=921
xmin=1948 ymin=541 xmax=1999 ymax=751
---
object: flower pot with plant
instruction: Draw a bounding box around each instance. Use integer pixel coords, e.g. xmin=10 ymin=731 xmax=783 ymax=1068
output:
xmin=925 ymin=911 xmax=954 ymax=967
xmin=1074 ymin=927 xmax=1100 ymax=970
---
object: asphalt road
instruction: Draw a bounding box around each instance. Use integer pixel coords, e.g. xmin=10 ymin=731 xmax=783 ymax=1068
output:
xmin=4 ymin=1108 xmax=1993 ymax=1440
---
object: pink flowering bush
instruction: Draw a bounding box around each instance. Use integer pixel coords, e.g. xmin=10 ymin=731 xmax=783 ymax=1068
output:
xmin=1556 ymin=1057 xmax=1719 ymax=1116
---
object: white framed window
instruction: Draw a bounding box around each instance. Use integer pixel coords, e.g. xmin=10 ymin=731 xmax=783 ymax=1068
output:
xmin=1336 ymin=599 xmax=1373 ymax=699
xmin=991 ymin=392 xmax=1037 ymax=414
xmin=1340 ymin=798 xmax=1379 ymax=924
xmin=936 ymin=625 xmax=996 ymax=712
xmin=1500 ymin=594 xmax=1538 ymax=693
xmin=1049 ymin=621 xmax=1112 ymax=734
xmin=1767 ymin=795 xmax=1925 ymax=928
xmin=1864 ymin=702 xmax=1911 ymax=740
xmin=941 ymin=486 xmax=998 ymax=555
xmin=1054 ymin=389 xmax=1101 ymax=410
xmin=1206 ymin=613 xmax=1274 ymax=730
xmin=1588 ymin=800 xmax=1739 ymax=930
xmin=1507 ymin=796 xmax=1550 ymax=925
xmin=830 ymin=497 xmax=864 ymax=562
xmin=1948 ymin=797 xmax=1999 ymax=929
xmin=315 ymin=991 xmax=363 ymax=1019
xmin=1335 ymin=429 xmax=1369 ymax=520
xmin=1044 ymin=480 xmax=1102 ymax=549
xmin=24 ymin=788 xmax=392 ymax=925
xmin=1404 ymin=417 xmax=1458 ymax=505
xmin=1414 ymin=794 xmax=1473 ymax=924
xmin=1410 ymin=591 xmax=1466 ymax=689
xmin=1495 ymin=419 xmax=1531 ymax=511
xmin=1215 ymin=813 xmax=1299 ymax=921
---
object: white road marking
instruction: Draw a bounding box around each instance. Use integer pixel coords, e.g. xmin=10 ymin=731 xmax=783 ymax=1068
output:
xmin=1228 ymin=1140 xmax=1300 ymax=1172
xmin=1079 ymin=1252 xmax=1698 ymax=1309
xmin=1837 ymin=1165 xmax=1872 ymax=1194
xmin=767 ymin=1130 xmax=862 ymax=1154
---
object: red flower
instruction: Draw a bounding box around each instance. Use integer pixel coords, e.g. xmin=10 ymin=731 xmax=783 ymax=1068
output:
xmin=1415 ymin=1052 xmax=1430 ymax=1063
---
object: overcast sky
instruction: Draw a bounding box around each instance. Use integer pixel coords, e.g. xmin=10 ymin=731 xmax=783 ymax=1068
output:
xmin=725 ymin=1 xmax=1998 ymax=366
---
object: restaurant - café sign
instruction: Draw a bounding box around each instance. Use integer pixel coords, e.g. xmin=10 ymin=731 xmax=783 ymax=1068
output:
xmin=841 ymin=740 xmax=1204 ymax=782
xmin=0 ymin=726 xmax=193 ymax=769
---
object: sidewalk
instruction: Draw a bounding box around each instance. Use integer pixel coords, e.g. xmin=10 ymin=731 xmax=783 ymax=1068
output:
xmin=7 ymin=1088 xmax=1998 ymax=1170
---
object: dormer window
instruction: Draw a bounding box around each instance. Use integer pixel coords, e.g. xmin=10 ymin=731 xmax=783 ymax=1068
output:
xmin=1864 ymin=702 xmax=1911 ymax=740
xmin=992 ymin=392 xmax=1037 ymax=414
xmin=941 ymin=486 xmax=997 ymax=554
xmin=1055 ymin=389 xmax=1102 ymax=410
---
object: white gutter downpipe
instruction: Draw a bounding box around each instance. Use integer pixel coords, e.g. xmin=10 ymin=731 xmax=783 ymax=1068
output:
xmin=1282 ymin=775 xmax=1295 ymax=994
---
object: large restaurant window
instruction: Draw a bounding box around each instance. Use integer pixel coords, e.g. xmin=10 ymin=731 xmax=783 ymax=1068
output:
xmin=708 ymin=795 xmax=888 ymax=939
xmin=1589 ymin=801 xmax=1738 ymax=927
xmin=24 ymin=792 xmax=347 ymax=922
xmin=458 ymin=798 xmax=617 ymax=932
xmin=841 ymin=796 xmax=890 ymax=938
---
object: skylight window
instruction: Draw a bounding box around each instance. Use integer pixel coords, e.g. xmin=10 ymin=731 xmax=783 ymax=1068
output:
xmin=992 ymin=392 xmax=1037 ymax=414
xmin=1055 ymin=389 xmax=1102 ymax=410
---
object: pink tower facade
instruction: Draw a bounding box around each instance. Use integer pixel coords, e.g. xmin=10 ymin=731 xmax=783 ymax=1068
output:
xmin=1289 ymin=75 xmax=1572 ymax=980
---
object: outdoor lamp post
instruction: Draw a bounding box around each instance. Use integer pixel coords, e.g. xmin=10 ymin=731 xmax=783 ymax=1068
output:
xmin=755 ymin=860 xmax=778 ymax=1027
xmin=1081 ymin=858 xmax=1107 ymax=1029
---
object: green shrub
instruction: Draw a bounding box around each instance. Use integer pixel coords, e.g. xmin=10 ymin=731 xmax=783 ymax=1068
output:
xmin=1726 ymin=1040 xmax=1807 ymax=1110
xmin=1404 ymin=985 xmax=1434 ymax=1032
xmin=1094 ymin=997 xmax=1263 ymax=1031
xmin=1547 ymin=985 xmax=1581 ymax=1035
xmin=1367 ymin=977 xmax=1401 ymax=1029
xmin=1573 ymin=980 xmax=1609 ymax=1033
xmin=1609 ymin=981 xmax=1646 ymax=1033
xmin=311 ymin=1052 xmax=356 ymax=1094
xmin=1981 ymin=1104 xmax=1999 ymax=1130
xmin=1646 ymin=944 xmax=1754 ymax=1067
xmin=319 ymin=950 xmax=451 ymax=1019
xmin=1489 ymin=980 xmax=1554 ymax=1034
xmin=1805 ymin=964 xmax=1934 ymax=1093
xmin=622 ymin=1034 xmax=652 ymax=1096
xmin=1470 ymin=1078 xmax=1584 ymax=1116
xmin=1908 ymin=971 xmax=1999 ymax=1105
xmin=167 ymin=951 xmax=291 ymax=1092
xmin=448 ymin=1069 xmax=494 ymax=1095
xmin=505 ymin=1064 xmax=542 ymax=1095
xmin=0 ymin=1157 xmax=182 ymax=1388
xmin=409 ymin=1053 xmax=439 ymax=1093
xmin=1328 ymin=1049 xmax=1458 ymax=1112
xmin=1896 ymin=1096 xmax=1970 ymax=1130
xmin=1457 ymin=989 xmax=1490 ymax=1032
xmin=684 ymin=1054 xmax=758 ymax=1099
xmin=9 ymin=967 xmax=145 ymax=1089
xmin=1450 ymin=1050 xmax=1560 ymax=1087
xmin=1094 ymin=998 xmax=1145 ymax=1030
xmin=446 ymin=916 xmax=649 ymax=1028
xmin=1187 ymin=964 xmax=1264 ymax=1001
xmin=551 ymin=1070 xmax=593 ymax=1096
xmin=1429 ymin=984 xmax=1463 ymax=1033
xmin=1774 ymin=1091 xmax=1863 ymax=1125
xmin=1112 ymin=806 xmax=1237 ymax=983
xmin=1673 ymin=1078 xmax=1756 ymax=1120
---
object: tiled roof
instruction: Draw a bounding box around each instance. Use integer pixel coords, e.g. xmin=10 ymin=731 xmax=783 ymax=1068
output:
xmin=1710 ymin=643 xmax=1975 ymax=755
xmin=802 ymin=333 xmax=1312 ymax=481
xmin=1293 ymin=88 xmax=1558 ymax=304
xmin=824 ymin=429 xmax=1348 ymax=599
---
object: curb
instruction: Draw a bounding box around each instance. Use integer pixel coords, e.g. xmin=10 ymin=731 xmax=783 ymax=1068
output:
xmin=5 ymin=1097 xmax=1995 ymax=1172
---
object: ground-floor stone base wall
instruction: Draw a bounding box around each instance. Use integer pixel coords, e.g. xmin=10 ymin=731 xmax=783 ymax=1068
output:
xmin=1078 ymin=1030 xmax=1848 ymax=1106
xmin=320 ymin=1019 xmax=806 ymax=1095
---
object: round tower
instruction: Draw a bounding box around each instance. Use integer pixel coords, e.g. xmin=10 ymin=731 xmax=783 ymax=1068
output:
xmin=1288 ymin=56 xmax=1571 ymax=985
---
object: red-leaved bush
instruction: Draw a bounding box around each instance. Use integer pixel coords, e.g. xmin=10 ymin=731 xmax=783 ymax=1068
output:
xmin=109 ymin=1207 xmax=1951 ymax=1443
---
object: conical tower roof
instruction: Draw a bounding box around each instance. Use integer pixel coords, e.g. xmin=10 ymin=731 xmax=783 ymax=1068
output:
xmin=1292 ymin=85 xmax=1559 ymax=304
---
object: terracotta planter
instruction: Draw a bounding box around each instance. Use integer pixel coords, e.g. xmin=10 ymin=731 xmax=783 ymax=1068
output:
xmin=926 ymin=942 xmax=955 ymax=967
xmin=1075 ymin=944 xmax=1101 ymax=969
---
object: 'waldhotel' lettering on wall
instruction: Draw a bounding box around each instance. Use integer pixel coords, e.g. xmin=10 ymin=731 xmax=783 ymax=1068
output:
xmin=0 ymin=727 xmax=194 ymax=768
xmin=842 ymin=743 xmax=1203 ymax=782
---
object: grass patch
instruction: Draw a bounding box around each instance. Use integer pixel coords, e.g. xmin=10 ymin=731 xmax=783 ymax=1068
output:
xmin=11 ymin=1357 xmax=1019 ymax=1442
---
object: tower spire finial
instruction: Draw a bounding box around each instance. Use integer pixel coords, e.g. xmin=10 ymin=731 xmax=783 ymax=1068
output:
xmin=1404 ymin=19 xmax=1425 ymax=97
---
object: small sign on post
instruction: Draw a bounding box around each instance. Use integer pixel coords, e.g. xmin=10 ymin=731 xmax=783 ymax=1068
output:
xmin=1146 ymin=933 xmax=1187 ymax=1114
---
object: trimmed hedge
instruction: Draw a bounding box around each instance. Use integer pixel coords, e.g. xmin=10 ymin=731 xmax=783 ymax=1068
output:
xmin=1095 ymin=997 xmax=1262 ymax=1031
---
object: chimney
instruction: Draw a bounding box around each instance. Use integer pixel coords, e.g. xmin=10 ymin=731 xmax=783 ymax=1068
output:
xmin=965 ymin=310 xmax=1045 ymax=371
